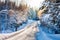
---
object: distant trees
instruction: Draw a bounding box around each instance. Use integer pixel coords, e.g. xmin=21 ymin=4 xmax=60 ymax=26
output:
xmin=7 ymin=1 xmax=15 ymax=9
xmin=56 ymin=0 xmax=60 ymax=3
xmin=0 ymin=1 xmax=5 ymax=10
xmin=0 ymin=0 xmax=28 ymax=11
xmin=45 ymin=0 xmax=60 ymax=3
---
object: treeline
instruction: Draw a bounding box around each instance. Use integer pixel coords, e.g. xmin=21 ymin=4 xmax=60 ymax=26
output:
xmin=0 ymin=1 xmax=5 ymax=10
xmin=0 ymin=1 xmax=28 ymax=11
xmin=45 ymin=0 xmax=60 ymax=3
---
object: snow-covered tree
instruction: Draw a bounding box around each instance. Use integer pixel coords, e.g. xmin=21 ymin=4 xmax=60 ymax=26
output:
xmin=40 ymin=0 xmax=60 ymax=34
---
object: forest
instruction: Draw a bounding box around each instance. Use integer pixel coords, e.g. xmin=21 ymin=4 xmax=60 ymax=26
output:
xmin=0 ymin=0 xmax=60 ymax=40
